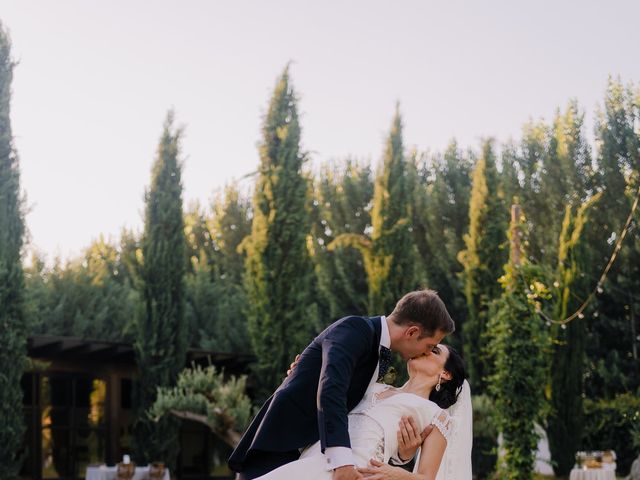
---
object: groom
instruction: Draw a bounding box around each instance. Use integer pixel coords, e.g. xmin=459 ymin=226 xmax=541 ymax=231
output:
xmin=228 ymin=289 xmax=455 ymax=480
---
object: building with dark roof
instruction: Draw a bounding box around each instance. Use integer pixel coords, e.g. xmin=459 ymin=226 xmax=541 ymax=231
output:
xmin=21 ymin=335 xmax=254 ymax=480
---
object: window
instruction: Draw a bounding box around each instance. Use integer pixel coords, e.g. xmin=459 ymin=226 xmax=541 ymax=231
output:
xmin=39 ymin=374 xmax=108 ymax=479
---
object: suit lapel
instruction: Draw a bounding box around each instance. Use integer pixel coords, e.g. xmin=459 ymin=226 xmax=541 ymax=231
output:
xmin=368 ymin=316 xmax=383 ymax=385
xmin=347 ymin=316 xmax=383 ymax=409
xmin=369 ymin=315 xmax=383 ymax=352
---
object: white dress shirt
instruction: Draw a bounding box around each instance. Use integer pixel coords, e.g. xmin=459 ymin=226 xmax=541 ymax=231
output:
xmin=325 ymin=316 xmax=390 ymax=471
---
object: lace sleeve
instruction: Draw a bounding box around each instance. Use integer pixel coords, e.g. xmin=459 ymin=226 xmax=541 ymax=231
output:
xmin=431 ymin=409 xmax=454 ymax=442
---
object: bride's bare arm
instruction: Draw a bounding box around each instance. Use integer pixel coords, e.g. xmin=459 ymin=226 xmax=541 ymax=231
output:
xmin=356 ymin=429 xmax=446 ymax=480
xmin=413 ymin=428 xmax=446 ymax=480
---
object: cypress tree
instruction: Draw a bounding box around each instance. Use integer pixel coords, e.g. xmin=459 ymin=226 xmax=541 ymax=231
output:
xmin=533 ymin=101 xmax=593 ymax=265
xmin=331 ymin=105 xmax=420 ymax=314
xmin=242 ymin=67 xmax=317 ymax=397
xmin=133 ymin=111 xmax=187 ymax=469
xmin=552 ymin=100 xmax=592 ymax=203
xmin=541 ymin=101 xmax=598 ymax=475
xmin=485 ymin=206 xmax=549 ymax=480
xmin=186 ymin=185 xmax=251 ymax=352
xmin=499 ymin=142 xmax=523 ymax=212
xmin=184 ymin=202 xmax=214 ymax=348
xmin=184 ymin=200 xmax=213 ymax=272
xmin=413 ymin=141 xmax=472 ymax=345
xmin=517 ymin=121 xmax=551 ymax=262
xmin=210 ymin=184 xmax=252 ymax=288
xmin=369 ymin=105 xmax=419 ymax=312
xmin=312 ymin=160 xmax=373 ymax=321
xmin=208 ymin=185 xmax=252 ymax=351
xmin=458 ymin=139 xmax=508 ymax=391
xmin=0 ymin=22 xmax=27 ymax=479
xmin=547 ymin=194 xmax=600 ymax=476
xmin=584 ymin=78 xmax=640 ymax=398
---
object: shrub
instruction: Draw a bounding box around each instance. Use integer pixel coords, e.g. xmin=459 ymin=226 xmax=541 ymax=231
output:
xmin=582 ymin=392 xmax=640 ymax=476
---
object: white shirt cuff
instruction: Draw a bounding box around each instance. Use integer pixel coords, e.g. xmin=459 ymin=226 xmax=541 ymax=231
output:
xmin=325 ymin=447 xmax=355 ymax=471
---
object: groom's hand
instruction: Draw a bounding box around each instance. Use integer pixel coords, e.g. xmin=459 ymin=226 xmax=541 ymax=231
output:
xmin=333 ymin=465 xmax=363 ymax=480
xmin=286 ymin=354 xmax=301 ymax=376
xmin=397 ymin=416 xmax=433 ymax=462
xmin=358 ymin=459 xmax=404 ymax=479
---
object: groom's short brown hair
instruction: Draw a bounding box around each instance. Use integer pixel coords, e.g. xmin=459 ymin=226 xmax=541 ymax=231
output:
xmin=390 ymin=289 xmax=455 ymax=337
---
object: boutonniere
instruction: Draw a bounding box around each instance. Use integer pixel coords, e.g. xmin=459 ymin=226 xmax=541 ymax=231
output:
xmin=379 ymin=366 xmax=397 ymax=385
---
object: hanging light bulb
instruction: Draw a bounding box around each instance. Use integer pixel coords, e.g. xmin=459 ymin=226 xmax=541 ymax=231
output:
xmin=578 ymin=312 xmax=585 ymax=319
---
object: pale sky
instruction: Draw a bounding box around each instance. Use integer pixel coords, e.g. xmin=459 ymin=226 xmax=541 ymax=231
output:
xmin=3 ymin=0 xmax=640 ymax=261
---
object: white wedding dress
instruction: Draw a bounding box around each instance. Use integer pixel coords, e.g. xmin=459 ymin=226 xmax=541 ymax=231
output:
xmin=255 ymin=382 xmax=462 ymax=480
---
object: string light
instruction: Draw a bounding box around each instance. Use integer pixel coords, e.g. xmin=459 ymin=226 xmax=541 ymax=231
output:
xmin=536 ymin=184 xmax=640 ymax=326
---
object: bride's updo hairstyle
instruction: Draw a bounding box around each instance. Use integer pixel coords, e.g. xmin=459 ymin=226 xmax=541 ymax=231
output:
xmin=429 ymin=346 xmax=466 ymax=409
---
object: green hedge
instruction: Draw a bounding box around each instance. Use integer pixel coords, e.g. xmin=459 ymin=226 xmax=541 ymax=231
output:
xmin=582 ymin=392 xmax=640 ymax=476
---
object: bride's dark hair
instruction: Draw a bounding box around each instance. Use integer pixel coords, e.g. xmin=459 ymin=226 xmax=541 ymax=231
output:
xmin=429 ymin=345 xmax=466 ymax=409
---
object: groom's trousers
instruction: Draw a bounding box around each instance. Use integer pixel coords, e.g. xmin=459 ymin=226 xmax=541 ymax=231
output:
xmin=235 ymin=449 xmax=300 ymax=480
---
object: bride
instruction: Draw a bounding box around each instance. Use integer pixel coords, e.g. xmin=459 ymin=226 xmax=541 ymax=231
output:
xmin=255 ymin=344 xmax=472 ymax=480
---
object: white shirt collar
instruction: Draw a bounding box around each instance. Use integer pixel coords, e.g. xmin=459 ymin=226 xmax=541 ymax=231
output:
xmin=380 ymin=315 xmax=391 ymax=349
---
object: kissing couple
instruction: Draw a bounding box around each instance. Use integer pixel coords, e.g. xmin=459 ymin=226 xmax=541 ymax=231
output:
xmin=228 ymin=289 xmax=472 ymax=480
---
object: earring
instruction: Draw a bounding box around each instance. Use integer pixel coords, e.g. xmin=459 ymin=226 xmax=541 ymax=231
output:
xmin=435 ymin=373 xmax=442 ymax=392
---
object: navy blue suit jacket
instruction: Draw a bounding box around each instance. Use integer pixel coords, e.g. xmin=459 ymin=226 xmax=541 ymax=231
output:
xmin=228 ymin=315 xmax=383 ymax=473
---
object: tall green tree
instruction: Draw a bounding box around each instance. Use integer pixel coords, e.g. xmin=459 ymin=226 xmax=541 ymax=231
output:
xmin=550 ymin=100 xmax=592 ymax=204
xmin=499 ymin=142 xmax=523 ymax=211
xmin=584 ymin=78 xmax=640 ymax=398
xmin=547 ymin=194 xmax=600 ymax=476
xmin=458 ymin=139 xmax=508 ymax=391
xmin=184 ymin=200 xmax=213 ymax=271
xmin=311 ymin=159 xmax=373 ymax=321
xmin=529 ymin=101 xmax=594 ymax=265
xmin=0 ymin=22 xmax=27 ymax=479
xmin=242 ymin=67 xmax=317 ymax=397
xmin=331 ymin=105 xmax=420 ymax=314
xmin=368 ymin=105 xmax=420 ymax=312
xmin=205 ymin=185 xmax=252 ymax=352
xmin=133 ymin=111 xmax=187 ymax=469
xmin=25 ymin=237 xmax=138 ymax=342
xmin=516 ymin=121 xmax=551 ymax=262
xmin=185 ymin=185 xmax=252 ymax=352
xmin=486 ymin=207 xmax=549 ymax=480
xmin=209 ymin=185 xmax=252 ymax=288
xmin=413 ymin=141 xmax=473 ymax=346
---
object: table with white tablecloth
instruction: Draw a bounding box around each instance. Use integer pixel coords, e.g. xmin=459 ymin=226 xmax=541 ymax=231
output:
xmin=85 ymin=465 xmax=170 ymax=480
xmin=569 ymin=467 xmax=616 ymax=480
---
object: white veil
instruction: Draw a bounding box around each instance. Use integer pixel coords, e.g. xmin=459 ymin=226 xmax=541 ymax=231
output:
xmin=414 ymin=379 xmax=473 ymax=480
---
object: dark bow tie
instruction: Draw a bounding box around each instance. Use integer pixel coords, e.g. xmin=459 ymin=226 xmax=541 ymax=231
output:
xmin=377 ymin=345 xmax=392 ymax=382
